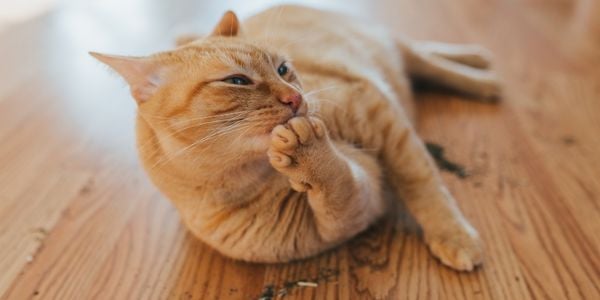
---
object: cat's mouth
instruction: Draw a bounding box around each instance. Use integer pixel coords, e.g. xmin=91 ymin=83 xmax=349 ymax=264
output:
xmin=296 ymin=101 xmax=309 ymax=116
xmin=281 ymin=105 xmax=308 ymax=124
xmin=264 ymin=102 xmax=309 ymax=134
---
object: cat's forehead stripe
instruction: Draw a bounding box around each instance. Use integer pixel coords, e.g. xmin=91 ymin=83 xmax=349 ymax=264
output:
xmin=188 ymin=45 xmax=281 ymax=65
xmin=184 ymin=47 xmax=283 ymax=75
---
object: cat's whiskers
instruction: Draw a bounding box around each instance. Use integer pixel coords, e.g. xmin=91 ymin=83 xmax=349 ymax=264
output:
xmin=311 ymin=97 xmax=349 ymax=116
xmin=195 ymin=122 xmax=257 ymax=165
xmin=139 ymin=110 xmax=250 ymax=122
xmin=151 ymin=121 xmax=252 ymax=169
xmin=146 ymin=107 xmax=287 ymax=166
xmin=302 ymin=85 xmax=340 ymax=98
xmin=168 ymin=115 xmax=246 ymax=129
xmin=187 ymin=121 xmax=258 ymax=162
xmin=139 ymin=113 xmax=250 ymax=159
xmin=137 ymin=113 xmax=248 ymax=150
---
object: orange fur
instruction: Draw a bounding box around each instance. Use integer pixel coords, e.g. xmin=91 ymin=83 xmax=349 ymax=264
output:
xmin=92 ymin=5 xmax=500 ymax=271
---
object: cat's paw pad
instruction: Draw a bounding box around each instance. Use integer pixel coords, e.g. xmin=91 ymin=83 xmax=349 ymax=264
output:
xmin=427 ymin=227 xmax=483 ymax=271
xmin=286 ymin=116 xmax=325 ymax=145
xmin=268 ymin=149 xmax=292 ymax=168
xmin=267 ymin=116 xmax=327 ymax=174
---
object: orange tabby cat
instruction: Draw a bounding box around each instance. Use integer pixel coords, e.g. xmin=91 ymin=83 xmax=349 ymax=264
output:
xmin=92 ymin=5 xmax=499 ymax=271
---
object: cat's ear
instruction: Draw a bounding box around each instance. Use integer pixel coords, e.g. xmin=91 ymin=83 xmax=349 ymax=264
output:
xmin=90 ymin=52 xmax=165 ymax=103
xmin=210 ymin=11 xmax=241 ymax=37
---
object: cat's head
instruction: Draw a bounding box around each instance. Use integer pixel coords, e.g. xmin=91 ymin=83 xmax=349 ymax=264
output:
xmin=92 ymin=11 xmax=306 ymax=160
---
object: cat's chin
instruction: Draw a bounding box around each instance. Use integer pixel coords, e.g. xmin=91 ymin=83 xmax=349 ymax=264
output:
xmin=230 ymin=109 xmax=306 ymax=154
xmin=237 ymin=133 xmax=271 ymax=153
xmin=235 ymin=131 xmax=272 ymax=156
xmin=280 ymin=105 xmax=308 ymax=124
xmin=273 ymin=112 xmax=296 ymax=129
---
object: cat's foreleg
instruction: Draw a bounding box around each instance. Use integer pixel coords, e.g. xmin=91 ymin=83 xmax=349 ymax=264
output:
xmin=268 ymin=116 xmax=384 ymax=242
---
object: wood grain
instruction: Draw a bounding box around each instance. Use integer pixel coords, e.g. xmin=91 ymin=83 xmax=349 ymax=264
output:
xmin=1 ymin=0 xmax=599 ymax=299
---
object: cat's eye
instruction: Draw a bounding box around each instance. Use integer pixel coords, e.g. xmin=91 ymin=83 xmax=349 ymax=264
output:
xmin=277 ymin=63 xmax=288 ymax=76
xmin=222 ymin=75 xmax=252 ymax=85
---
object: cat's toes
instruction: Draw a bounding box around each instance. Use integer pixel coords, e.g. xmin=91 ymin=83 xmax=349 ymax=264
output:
xmin=269 ymin=116 xmax=325 ymax=155
xmin=308 ymin=117 xmax=326 ymax=139
xmin=426 ymin=227 xmax=483 ymax=271
xmin=287 ymin=117 xmax=315 ymax=145
xmin=288 ymin=116 xmax=327 ymax=142
xmin=267 ymin=149 xmax=292 ymax=168
xmin=268 ymin=116 xmax=330 ymax=187
xmin=270 ymin=124 xmax=298 ymax=152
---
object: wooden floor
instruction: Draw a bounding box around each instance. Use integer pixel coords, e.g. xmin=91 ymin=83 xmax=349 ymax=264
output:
xmin=1 ymin=0 xmax=599 ymax=299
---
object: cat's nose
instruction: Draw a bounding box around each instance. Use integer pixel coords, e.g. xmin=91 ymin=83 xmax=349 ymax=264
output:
xmin=278 ymin=93 xmax=303 ymax=113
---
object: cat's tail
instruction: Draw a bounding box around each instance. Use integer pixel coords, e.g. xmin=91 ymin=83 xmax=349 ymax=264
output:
xmin=398 ymin=39 xmax=501 ymax=100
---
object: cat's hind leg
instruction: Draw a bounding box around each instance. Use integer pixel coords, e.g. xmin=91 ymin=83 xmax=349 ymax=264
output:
xmin=399 ymin=40 xmax=501 ymax=100
xmin=412 ymin=41 xmax=493 ymax=69
xmin=268 ymin=116 xmax=385 ymax=243
xmin=356 ymin=98 xmax=484 ymax=271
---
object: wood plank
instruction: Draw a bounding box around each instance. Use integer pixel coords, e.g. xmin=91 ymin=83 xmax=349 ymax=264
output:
xmin=0 ymin=0 xmax=599 ymax=299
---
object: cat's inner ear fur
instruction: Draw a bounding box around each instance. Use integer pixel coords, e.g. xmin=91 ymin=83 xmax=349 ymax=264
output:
xmin=90 ymin=52 xmax=165 ymax=103
xmin=211 ymin=11 xmax=241 ymax=37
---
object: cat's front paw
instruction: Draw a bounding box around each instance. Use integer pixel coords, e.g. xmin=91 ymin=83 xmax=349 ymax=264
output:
xmin=267 ymin=116 xmax=328 ymax=192
xmin=426 ymin=225 xmax=483 ymax=271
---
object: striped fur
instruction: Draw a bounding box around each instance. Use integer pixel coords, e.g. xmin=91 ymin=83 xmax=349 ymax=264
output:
xmin=95 ymin=5 xmax=500 ymax=271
